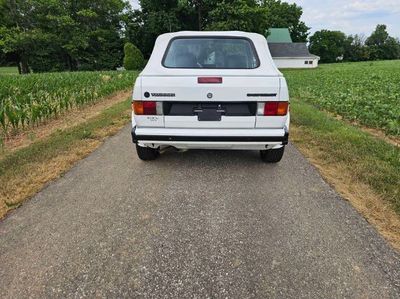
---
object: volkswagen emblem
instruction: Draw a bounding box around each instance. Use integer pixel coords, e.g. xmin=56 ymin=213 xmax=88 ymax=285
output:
xmin=207 ymin=93 xmax=213 ymax=99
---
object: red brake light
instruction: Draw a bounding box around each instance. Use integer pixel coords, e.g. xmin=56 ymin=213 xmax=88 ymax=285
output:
xmin=264 ymin=102 xmax=289 ymax=116
xmin=143 ymin=101 xmax=157 ymax=115
xmin=264 ymin=102 xmax=279 ymax=116
xmin=198 ymin=77 xmax=223 ymax=84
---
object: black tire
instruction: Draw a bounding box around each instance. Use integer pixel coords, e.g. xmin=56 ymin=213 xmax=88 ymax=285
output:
xmin=260 ymin=146 xmax=285 ymax=163
xmin=136 ymin=144 xmax=159 ymax=161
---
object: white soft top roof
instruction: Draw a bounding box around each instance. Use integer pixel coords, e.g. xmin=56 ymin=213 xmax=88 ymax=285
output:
xmin=141 ymin=31 xmax=282 ymax=77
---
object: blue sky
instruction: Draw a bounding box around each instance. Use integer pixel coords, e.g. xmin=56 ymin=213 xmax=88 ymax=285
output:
xmin=128 ymin=0 xmax=400 ymax=38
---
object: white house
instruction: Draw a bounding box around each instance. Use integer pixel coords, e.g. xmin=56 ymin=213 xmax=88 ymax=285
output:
xmin=266 ymin=28 xmax=320 ymax=69
xmin=268 ymin=43 xmax=320 ymax=69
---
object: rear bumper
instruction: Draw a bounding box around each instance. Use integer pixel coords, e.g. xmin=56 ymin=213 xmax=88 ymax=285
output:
xmin=131 ymin=127 xmax=288 ymax=149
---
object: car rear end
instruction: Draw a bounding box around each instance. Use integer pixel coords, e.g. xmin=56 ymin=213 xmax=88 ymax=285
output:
xmin=131 ymin=31 xmax=289 ymax=162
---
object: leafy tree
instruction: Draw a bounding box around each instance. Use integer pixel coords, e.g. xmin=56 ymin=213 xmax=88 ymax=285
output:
xmin=0 ymin=50 xmax=5 ymax=65
xmin=188 ymin=0 xmax=222 ymax=30
xmin=125 ymin=0 xmax=190 ymax=58
xmin=58 ymin=0 xmax=128 ymax=71
xmin=206 ymin=0 xmax=268 ymax=33
xmin=261 ymin=0 xmax=309 ymax=42
xmin=123 ymin=42 xmax=144 ymax=70
xmin=0 ymin=0 xmax=55 ymax=73
xmin=0 ymin=0 xmax=129 ymax=73
xmin=381 ymin=37 xmax=400 ymax=60
xmin=366 ymin=24 xmax=400 ymax=60
xmin=309 ymin=30 xmax=347 ymax=63
xmin=344 ymin=34 xmax=370 ymax=62
xmin=366 ymin=24 xmax=389 ymax=47
xmin=127 ymin=0 xmax=310 ymax=58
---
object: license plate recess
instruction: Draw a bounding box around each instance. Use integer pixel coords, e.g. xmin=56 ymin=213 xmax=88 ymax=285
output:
xmin=197 ymin=109 xmax=222 ymax=121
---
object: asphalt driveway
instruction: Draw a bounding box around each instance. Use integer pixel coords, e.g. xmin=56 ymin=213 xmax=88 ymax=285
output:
xmin=1 ymin=125 xmax=400 ymax=298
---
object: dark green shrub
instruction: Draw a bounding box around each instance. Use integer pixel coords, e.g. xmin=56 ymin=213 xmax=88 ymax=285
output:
xmin=123 ymin=42 xmax=144 ymax=70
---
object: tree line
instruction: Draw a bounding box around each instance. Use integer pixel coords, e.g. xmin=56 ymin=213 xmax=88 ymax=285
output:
xmin=0 ymin=0 xmax=399 ymax=73
xmin=309 ymin=25 xmax=400 ymax=63
xmin=0 ymin=0 xmax=308 ymax=73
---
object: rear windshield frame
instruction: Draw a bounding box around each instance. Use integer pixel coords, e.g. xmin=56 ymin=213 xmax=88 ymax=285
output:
xmin=161 ymin=36 xmax=261 ymax=69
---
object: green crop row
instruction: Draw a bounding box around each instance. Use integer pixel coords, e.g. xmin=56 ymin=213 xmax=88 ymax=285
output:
xmin=0 ymin=71 xmax=138 ymax=135
xmin=283 ymin=60 xmax=400 ymax=136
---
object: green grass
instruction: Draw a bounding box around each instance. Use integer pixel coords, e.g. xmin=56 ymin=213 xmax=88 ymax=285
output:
xmin=283 ymin=60 xmax=400 ymax=135
xmin=0 ymin=71 xmax=138 ymax=134
xmin=291 ymin=99 xmax=400 ymax=213
xmin=0 ymin=66 xmax=18 ymax=75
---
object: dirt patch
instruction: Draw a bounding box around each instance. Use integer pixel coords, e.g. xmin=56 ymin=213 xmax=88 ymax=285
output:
xmin=359 ymin=126 xmax=399 ymax=147
xmin=1 ymin=90 xmax=131 ymax=156
xmin=291 ymin=126 xmax=400 ymax=251
xmin=329 ymin=112 xmax=399 ymax=147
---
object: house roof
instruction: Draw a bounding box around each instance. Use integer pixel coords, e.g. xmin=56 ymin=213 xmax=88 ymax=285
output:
xmin=268 ymin=43 xmax=319 ymax=59
xmin=267 ymin=28 xmax=293 ymax=43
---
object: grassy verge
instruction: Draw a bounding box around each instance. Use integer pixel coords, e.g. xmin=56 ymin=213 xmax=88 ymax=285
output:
xmin=0 ymin=97 xmax=131 ymax=218
xmin=0 ymin=66 xmax=18 ymax=75
xmin=291 ymin=99 xmax=400 ymax=249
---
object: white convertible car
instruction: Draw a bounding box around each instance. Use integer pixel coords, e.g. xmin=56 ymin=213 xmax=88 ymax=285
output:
xmin=131 ymin=31 xmax=290 ymax=162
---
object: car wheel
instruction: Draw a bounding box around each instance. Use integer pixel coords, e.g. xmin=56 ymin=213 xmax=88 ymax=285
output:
xmin=260 ymin=146 xmax=285 ymax=163
xmin=136 ymin=144 xmax=159 ymax=161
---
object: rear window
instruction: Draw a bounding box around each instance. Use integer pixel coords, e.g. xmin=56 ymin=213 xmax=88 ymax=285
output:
xmin=162 ymin=37 xmax=260 ymax=69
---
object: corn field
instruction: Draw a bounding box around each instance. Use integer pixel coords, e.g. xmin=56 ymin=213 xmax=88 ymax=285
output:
xmin=0 ymin=71 xmax=138 ymax=137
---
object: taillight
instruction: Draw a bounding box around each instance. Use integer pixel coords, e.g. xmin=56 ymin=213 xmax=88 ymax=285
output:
xmin=257 ymin=102 xmax=289 ymax=116
xmin=198 ymin=77 xmax=223 ymax=84
xmin=276 ymin=102 xmax=289 ymax=116
xmin=132 ymin=101 xmax=162 ymax=115
xmin=264 ymin=102 xmax=279 ymax=116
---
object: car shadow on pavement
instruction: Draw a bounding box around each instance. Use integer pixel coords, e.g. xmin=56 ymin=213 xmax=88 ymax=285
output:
xmin=151 ymin=147 xmax=284 ymax=169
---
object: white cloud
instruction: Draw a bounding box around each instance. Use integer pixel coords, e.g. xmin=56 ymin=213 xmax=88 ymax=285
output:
xmin=346 ymin=0 xmax=400 ymax=14
xmin=287 ymin=0 xmax=400 ymax=37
